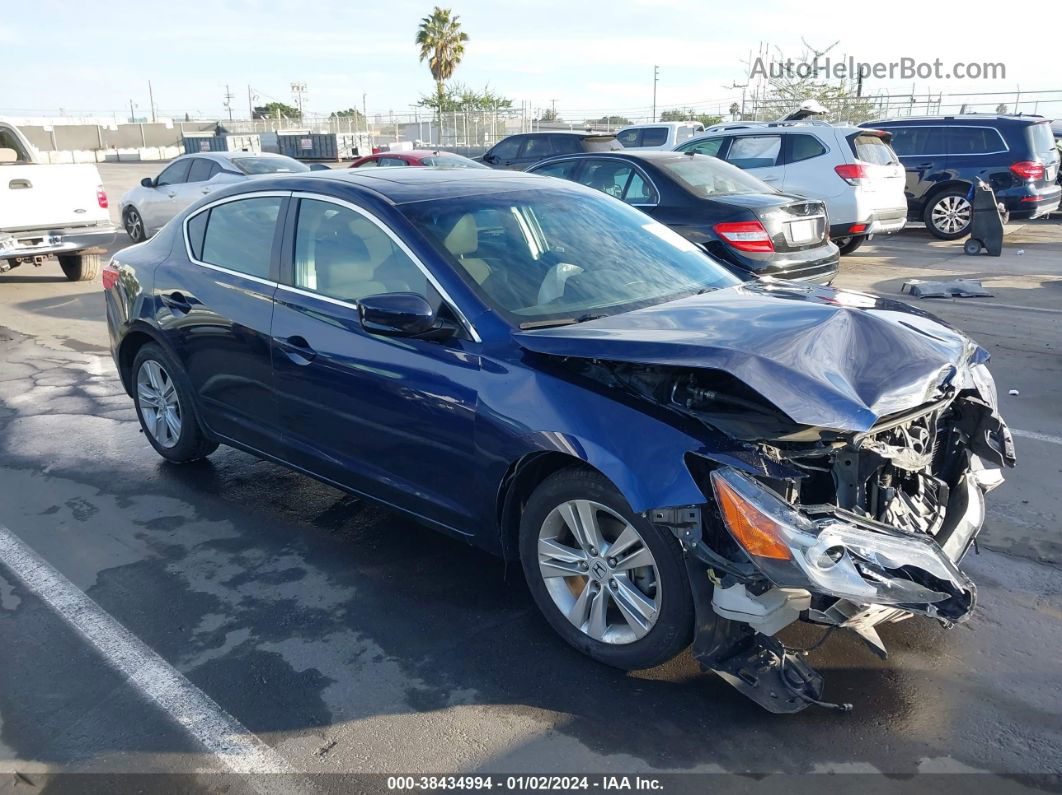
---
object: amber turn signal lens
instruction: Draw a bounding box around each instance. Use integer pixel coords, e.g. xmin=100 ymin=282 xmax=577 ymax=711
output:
xmin=714 ymin=476 xmax=793 ymax=561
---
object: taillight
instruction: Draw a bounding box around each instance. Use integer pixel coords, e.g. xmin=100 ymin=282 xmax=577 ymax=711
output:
xmin=96 ymin=186 xmax=109 ymax=208
xmin=102 ymin=261 xmax=119 ymax=289
xmin=1010 ymin=161 xmax=1045 ymax=180
xmin=834 ymin=163 xmax=869 ymax=185
xmin=714 ymin=221 xmax=775 ymax=252
xmin=847 ymin=223 xmax=867 ymax=234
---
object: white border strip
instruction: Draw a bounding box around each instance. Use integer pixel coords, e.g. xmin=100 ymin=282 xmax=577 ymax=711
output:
xmin=0 ymin=524 xmax=305 ymax=789
xmin=1012 ymin=428 xmax=1062 ymax=446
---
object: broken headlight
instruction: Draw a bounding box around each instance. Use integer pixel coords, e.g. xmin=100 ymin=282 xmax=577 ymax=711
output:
xmin=969 ymin=362 xmax=998 ymax=412
xmin=710 ymin=467 xmax=973 ymax=612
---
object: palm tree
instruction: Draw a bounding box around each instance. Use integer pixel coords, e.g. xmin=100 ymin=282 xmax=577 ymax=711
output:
xmin=415 ymin=7 xmax=469 ymax=137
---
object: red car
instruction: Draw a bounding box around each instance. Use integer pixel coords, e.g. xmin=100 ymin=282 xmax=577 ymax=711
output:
xmin=349 ymin=150 xmax=488 ymax=170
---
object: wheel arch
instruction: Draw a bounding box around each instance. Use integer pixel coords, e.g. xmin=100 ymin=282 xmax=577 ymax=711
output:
xmin=115 ymin=323 xmax=177 ymax=396
xmin=922 ymin=180 xmax=972 ymax=209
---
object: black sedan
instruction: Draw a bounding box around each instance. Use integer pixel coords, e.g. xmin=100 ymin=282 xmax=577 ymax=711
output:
xmin=528 ymin=151 xmax=839 ymax=283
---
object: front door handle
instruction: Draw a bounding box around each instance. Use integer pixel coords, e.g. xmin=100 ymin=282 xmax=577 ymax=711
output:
xmin=277 ymin=335 xmax=316 ymax=365
xmin=160 ymin=291 xmax=192 ymax=313
xmin=8 ymin=179 xmax=31 ymax=189
xmin=167 ymin=191 xmax=177 ymax=198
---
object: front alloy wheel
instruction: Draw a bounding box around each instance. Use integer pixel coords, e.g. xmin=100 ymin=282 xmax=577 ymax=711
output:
xmin=136 ymin=360 xmax=181 ymax=448
xmin=520 ymin=468 xmax=693 ymax=670
xmin=124 ymin=207 xmax=146 ymax=242
xmin=538 ymin=499 xmax=661 ymax=644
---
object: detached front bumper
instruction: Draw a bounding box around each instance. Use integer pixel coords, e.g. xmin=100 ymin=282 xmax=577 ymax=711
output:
xmin=0 ymin=224 xmax=117 ymax=260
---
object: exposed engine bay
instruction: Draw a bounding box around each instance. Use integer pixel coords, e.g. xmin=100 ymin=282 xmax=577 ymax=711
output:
xmin=565 ymin=354 xmax=1016 ymax=713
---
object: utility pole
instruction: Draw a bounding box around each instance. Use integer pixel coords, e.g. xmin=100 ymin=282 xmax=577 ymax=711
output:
xmin=147 ymin=81 xmax=156 ymax=123
xmin=652 ymin=65 xmax=659 ymax=122
xmin=247 ymin=85 xmax=257 ymax=121
xmin=128 ymin=99 xmax=136 ymax=123
xmin=223 ymin=84 xmax=235 ymax=122
xmin=551 ymin=98 xmax=557 ymax=119
xmin=291 ymin=82 xmax=307 ymax=121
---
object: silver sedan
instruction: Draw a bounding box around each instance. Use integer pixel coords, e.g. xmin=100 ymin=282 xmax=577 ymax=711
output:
xmin=118 ymin=151 xmax=313 ymax=242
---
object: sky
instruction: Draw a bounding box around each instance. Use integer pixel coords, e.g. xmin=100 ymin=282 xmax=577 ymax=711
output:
xmin=3 ymin=0 xmax=1059 ymax=123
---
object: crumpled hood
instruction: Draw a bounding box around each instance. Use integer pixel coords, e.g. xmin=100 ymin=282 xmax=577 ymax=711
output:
xmin=514 ymin=282 xmax=976 ymax=432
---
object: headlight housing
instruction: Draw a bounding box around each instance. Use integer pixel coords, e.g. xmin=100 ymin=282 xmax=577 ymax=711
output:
xmin=969 ymin=362 xmax=998 ymax=412
xmin=710 ymin=467 xmax=974 ymax=616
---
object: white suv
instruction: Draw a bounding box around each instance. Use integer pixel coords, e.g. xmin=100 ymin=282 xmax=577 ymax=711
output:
xmin=676 ymin=121 xmax=907 ymax=254
xmin=617 ymin=121 xmax=705 ymax=151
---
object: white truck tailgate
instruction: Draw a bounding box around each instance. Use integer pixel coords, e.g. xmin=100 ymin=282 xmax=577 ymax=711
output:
xmin=1 ymin=164 xmax=109 ymax=232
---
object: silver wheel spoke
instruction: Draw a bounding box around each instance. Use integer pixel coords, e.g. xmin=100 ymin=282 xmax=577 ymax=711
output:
xmin=538 ymin=538 xmax=587 ymax=564
xmin=567 ymin=583 xmax=594 ymax=627
xmin=163 ymin=409 xmax=181 ymax=440
xmin=539 ymin=558 xmax=585 ymax=579
xmin=154 ymin=410 xmax=167 ymax=442
xmin=586 ymin=587 xmax=609 ymax=640
xmin=559 ymin=500 xmax=605 ymax=553
xmin=611 ymin=577 xmax=657 ymax=638
xmin=612 ymin=546 xmax=654 ymax=572
xmin=606 ymin=524 xmax=641 ymax=559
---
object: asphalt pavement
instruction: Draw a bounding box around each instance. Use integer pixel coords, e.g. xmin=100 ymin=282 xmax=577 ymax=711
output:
xmin=0 ymin=163 xmax=1059 ymax=793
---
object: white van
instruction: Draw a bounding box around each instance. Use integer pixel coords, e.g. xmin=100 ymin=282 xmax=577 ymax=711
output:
xmin=676 ymin=120 xmax=907 ymax=254
xmin=616 ymin=121 xmax=705 ymax=150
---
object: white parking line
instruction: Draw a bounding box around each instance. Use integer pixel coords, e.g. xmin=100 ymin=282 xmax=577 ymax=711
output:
xmin=0 ymin=524 xmax=306 ymax=792
xmin=1012 ymin=428 xmax=1062 ymax=446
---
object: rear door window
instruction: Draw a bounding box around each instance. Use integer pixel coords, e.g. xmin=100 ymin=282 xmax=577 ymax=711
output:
xmin=617 ymin=128 xmax=642 ymax=147
xmin=724 ymin=135 xmax=782 ymax=168
xmin=788 ymin=134 xmax=827 ymax=163
xmin=850 ymin=133 xmax=899 ymax=165
xmin=521 ymin=136 xmax=553 ymax=159
xmin=186 ymin=158 xmax=215 ymax=183
xmin=883 ymin=126 xmax=936 ymax=157
xmin=577 ymin=159 xmax=634 ymax=199
xmin=945 ymin=127 xmax=1006 ymax=155
xmin=532 ymin=160 xmax=581 ymax=179
xmin=623 ymin=171 xmax=658 ymax=204
xmin=549 ymin=135 xmax=582 ymax=155
xmin=199 ymin=197 xmax=282 ymax=279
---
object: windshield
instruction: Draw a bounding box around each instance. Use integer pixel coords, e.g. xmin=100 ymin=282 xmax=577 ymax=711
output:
xmin=231 ymin=156 xmax=310 ymax=175
xmin=660 ymin=154 xmax=776 ymax=197
xmin=421 ymin=155 xmax=487 ymax=169
xmin=400 ymin=187 xmax=740 ymax=327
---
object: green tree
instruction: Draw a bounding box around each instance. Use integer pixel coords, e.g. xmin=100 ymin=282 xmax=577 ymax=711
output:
xmin=253 ymin=102 xmax=299 ymax=121
xmin=660 ymin=108 xmax=723 ymax=126
xmin=330 ymin=108 xmax=366 ymax=123
xmin=540 ymin=108 xmax=561 ymax=122
xmin=415 ymin=7 xmax=469 ymax=129
xmin=586 ymin=115 xmax=630 ymax=128
xmin=418 ymin=82 xmax=513 ymax=113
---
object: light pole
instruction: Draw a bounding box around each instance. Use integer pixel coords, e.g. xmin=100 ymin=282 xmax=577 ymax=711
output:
xmin=652 ymin=65 xmax=659 ymax=122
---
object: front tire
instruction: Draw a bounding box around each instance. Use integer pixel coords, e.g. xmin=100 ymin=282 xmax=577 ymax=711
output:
xmin=58 ymin=253 xmax=101 ymax=282
xmin=132 ymin=343 xmax=218 ymax=463
xmin=124 ymin=206 xmax=147 ymax=242
xmin=519 ymin=467 xmax=694 ymax=671
xmin=924 ymin=189 xmax=973 ymax=240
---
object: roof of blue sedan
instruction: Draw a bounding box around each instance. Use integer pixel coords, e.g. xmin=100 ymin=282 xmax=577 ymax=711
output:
xmin=250 ymin=167 xmax=553 ymax=204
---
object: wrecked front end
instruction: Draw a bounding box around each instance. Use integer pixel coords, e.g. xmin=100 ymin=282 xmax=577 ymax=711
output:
xmin=586 ymin=354 xmax=1015 ymax=713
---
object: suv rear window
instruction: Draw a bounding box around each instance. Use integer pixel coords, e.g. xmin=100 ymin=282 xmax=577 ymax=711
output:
xmin=850 ymin=133 xmax=898 ymax=165
xmin=580 ymin=136 xmax=622 ymax=152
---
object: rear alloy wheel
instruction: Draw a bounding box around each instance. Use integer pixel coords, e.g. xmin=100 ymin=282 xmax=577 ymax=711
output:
xmin=124 ymin=206 xmax=146 ymax=242
xmin=925 ymin=190 xmax=973 ymax=240
xmin=132 ymin=343 xmax=218 ymax=463
xmin=520 ymin=468 xmax=693 ymax=670
xmin=57 ymin=253 xmax=102 ymax=282
xmin=834 ymin=235 xmax=866 ymax=255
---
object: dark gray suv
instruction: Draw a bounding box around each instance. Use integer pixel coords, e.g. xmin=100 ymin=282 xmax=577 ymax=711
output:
xmin=480 ymin=131 xmax=621 ymax=170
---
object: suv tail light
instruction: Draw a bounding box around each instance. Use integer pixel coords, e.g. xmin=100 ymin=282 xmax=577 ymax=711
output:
xmin=1010 ymin=161 xmax=1045 ymax=180
xmin=96 ymin=186 xmax=109 ymax=208
xmin=714 ymin=221 xmax=775 ymax=252
xmin=835 ymin=163 xmax=869 ymax=186
xmin=102 ymin=261 xmax=119 ymax=290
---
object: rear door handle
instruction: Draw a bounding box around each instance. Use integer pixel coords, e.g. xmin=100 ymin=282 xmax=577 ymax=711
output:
xmin=160 ymin=291 xmax=192 ymax=313
xmin=277 ymin=335 xmax=316 ymax=365
xmin=761 ymin=175 xmax=779 ymax=182
xmin=8 ymin=179 xmax=31 ymax=189
xmin=167 ymin=191 xmax=177 ymax=198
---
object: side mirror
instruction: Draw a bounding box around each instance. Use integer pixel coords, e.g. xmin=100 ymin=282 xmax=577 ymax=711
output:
xmin=482 ymin=153 xmax=496 ymax=164
xmin=308 ymin=162 xmax=331 ymax=171
xmin=141 ymin=177 xmax=155 ymax=188
xmin=358 ymin=292 xmax=439 ymax=338
xmin=0 ymin=148 xmax=18 ymax=163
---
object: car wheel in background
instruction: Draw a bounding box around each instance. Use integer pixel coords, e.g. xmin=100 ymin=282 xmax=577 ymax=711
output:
xmin=925 ymin=189 xmax=973 ymax=240
xmin=519 ymin=467 xmax=693 ymax=671
xmin=57 ymin=253 xmax=102 ymax=282
xmin=834 ymin=235 xmax=866 ymax=255
xmin=132 ymin=343 xmax=219 ymax=463
xmin=123 ymin=206 xmax=147 ymax=242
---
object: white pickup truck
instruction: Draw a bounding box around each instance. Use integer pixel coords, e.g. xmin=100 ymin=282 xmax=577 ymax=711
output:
xmin=0 ymin=119 xmax=116 ymax=281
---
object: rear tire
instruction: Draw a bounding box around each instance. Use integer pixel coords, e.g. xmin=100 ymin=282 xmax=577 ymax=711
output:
xmin=132 ymin=343 xmax=218 ymax=463
xmin=58 ymin=253 xmax=102 ymax=282
xmin=834 ymin=235 xmax=866 ymax=255
xmin=924 ymin=188 xmax=973 ymax=240
xmin=519 ymin=467 xmax=694 ymax=671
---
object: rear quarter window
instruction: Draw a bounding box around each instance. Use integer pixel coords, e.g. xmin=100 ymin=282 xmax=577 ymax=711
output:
xmin=850 ymin=133 xmax=899 ymax=165
xmin=1028 ymin=122 xmax=1058 ymax=160
xmin=640 ymin=127 xmax=670 ymax=147
xmin=788 ymin=134 xmax=828 ymax=163
xmin=945 ymin=127 xmax=1006 ymax=155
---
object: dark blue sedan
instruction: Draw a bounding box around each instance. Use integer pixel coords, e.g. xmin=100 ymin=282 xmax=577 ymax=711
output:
xmin=104 ymin=168 xmax=1013 ymax=713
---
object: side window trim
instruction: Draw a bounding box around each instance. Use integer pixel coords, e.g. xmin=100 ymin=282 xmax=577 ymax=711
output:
xmin=182 ymin=190 xmax=291 ymax=287
xmin=279 ymin=192 xmax=482 ymax=343
xmin=621 ymin=164 xmax=661 ymax=206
